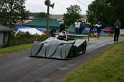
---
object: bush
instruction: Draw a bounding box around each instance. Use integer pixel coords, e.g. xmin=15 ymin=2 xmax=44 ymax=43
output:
xmin=9 ymin=32 xmax=47 ymax=46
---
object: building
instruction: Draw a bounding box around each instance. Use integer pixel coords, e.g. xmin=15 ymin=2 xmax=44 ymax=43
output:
xmin=0 ymin=24 xmax=12 ymax=47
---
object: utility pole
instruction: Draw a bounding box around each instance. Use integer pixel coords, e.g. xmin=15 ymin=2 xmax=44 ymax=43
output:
xmin=46 ymin=0 xmax=50 ymax=37
xmin=44 ymin=0 xmax=54 ymax=37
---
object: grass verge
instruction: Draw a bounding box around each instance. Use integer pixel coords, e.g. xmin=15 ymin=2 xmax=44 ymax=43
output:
xmin=0 ymin=44 xmax=32 ymax=57
xmin=62 ymin=41 xmax=124 ymax=82
xmin=121 ymin=34 xmax=124 ymax=37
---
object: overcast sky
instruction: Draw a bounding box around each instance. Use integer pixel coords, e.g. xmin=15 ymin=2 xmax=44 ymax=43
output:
xmin=25 ymin=0 xmax=94 ymax=15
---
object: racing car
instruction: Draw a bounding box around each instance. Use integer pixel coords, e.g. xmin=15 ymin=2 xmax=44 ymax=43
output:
xmin=30 ymin=37 xmax=87 ymax=59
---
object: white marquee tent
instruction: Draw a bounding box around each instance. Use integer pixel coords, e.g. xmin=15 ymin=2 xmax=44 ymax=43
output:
xmin=15 ymin=28 xmax=45 ymax=36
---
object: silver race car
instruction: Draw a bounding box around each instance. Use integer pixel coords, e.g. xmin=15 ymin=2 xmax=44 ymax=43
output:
xmin=30 ymin=37 xmax=87 ymax=59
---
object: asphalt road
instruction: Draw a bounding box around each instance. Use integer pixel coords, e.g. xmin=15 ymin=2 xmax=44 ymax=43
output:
xmin=0 ymin=37 xmax=124 ymax=82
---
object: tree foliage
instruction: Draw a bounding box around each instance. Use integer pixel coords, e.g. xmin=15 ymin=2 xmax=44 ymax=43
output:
xmin=36 ymin=12 xmax=47 ymax=18
xmin=0 ymin=0 xmax=28 ymax=27
xmin=87 ymin=0 xmax=124 ymax=28
xmin=63 ymin=5 xmax=82 ymax=25
xmin=28 ymin=12 xmax=47 ymax=18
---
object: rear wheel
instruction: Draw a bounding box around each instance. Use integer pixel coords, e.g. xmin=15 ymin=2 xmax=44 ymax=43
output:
xmin=82 ymin=43 xmax=87 ymax=54
xmin=67 ymin=47 xmax=75 ymax=58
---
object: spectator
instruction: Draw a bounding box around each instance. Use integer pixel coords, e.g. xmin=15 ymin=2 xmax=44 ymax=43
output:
xmin=74 ymin=20 xmax=80 ymax=34
xmin=50 ymin=29 xmax=56 ymax=37
xmin=114 ymin=18 xmax=121 ymax=43
xmin=90 ymin=24 xmax=95 ymax=36
xmin=80 ymin=21 xmax=85 ymax=34
xmin=60 ymin=22 xmax=65 ymax=32
xmin=95 ymin=21 xmax=102 ymax=38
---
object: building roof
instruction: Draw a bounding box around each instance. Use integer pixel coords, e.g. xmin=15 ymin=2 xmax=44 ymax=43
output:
xmin=0 ymin=24 xmax=12 ymax=32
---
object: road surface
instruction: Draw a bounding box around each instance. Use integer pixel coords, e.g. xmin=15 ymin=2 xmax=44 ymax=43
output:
xmin=0 ymin=37 xmax=124 ymax=82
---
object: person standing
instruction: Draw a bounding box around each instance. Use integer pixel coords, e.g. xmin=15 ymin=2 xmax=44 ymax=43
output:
xmin=114 ymin=18 xmax=121 ymax=43
xmin=80 ymin=21 xmax=85 ymax=34
xmin=50 ymin=29 xmax=56 ymax=37
xmin=74 ymin=20 xmax=81 ymax=34
xmin=59 ymin=22 xmax=65 ymax=32
xmin=95 ymin=22 xmax=102 ymax=38
xmin=89 ymin=24 xmax=95 ymax=36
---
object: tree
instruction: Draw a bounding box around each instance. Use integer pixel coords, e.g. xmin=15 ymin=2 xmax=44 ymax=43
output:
xmin=87 ymin=0 xmax=124 ymax=28
xmin=63 ymin=5 xmax=82 ymax=25
xmin=115 ymin=0 xmax=124 ymax=28
xmin=0 ymin=0 xmax=28 ymax=27
xmin=36 ymin=12 xmax=47 ymax=18
xmin=87 ymin=0 xmax=115 ymax=25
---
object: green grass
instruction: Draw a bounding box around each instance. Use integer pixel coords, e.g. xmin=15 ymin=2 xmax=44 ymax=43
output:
xmin=0 ymin=44 xmax=32 ymax=57
xmin=121 ymin=34 xmax=124 ymax=37
xmin=62 ymin=41 xmax=124 ymax=82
